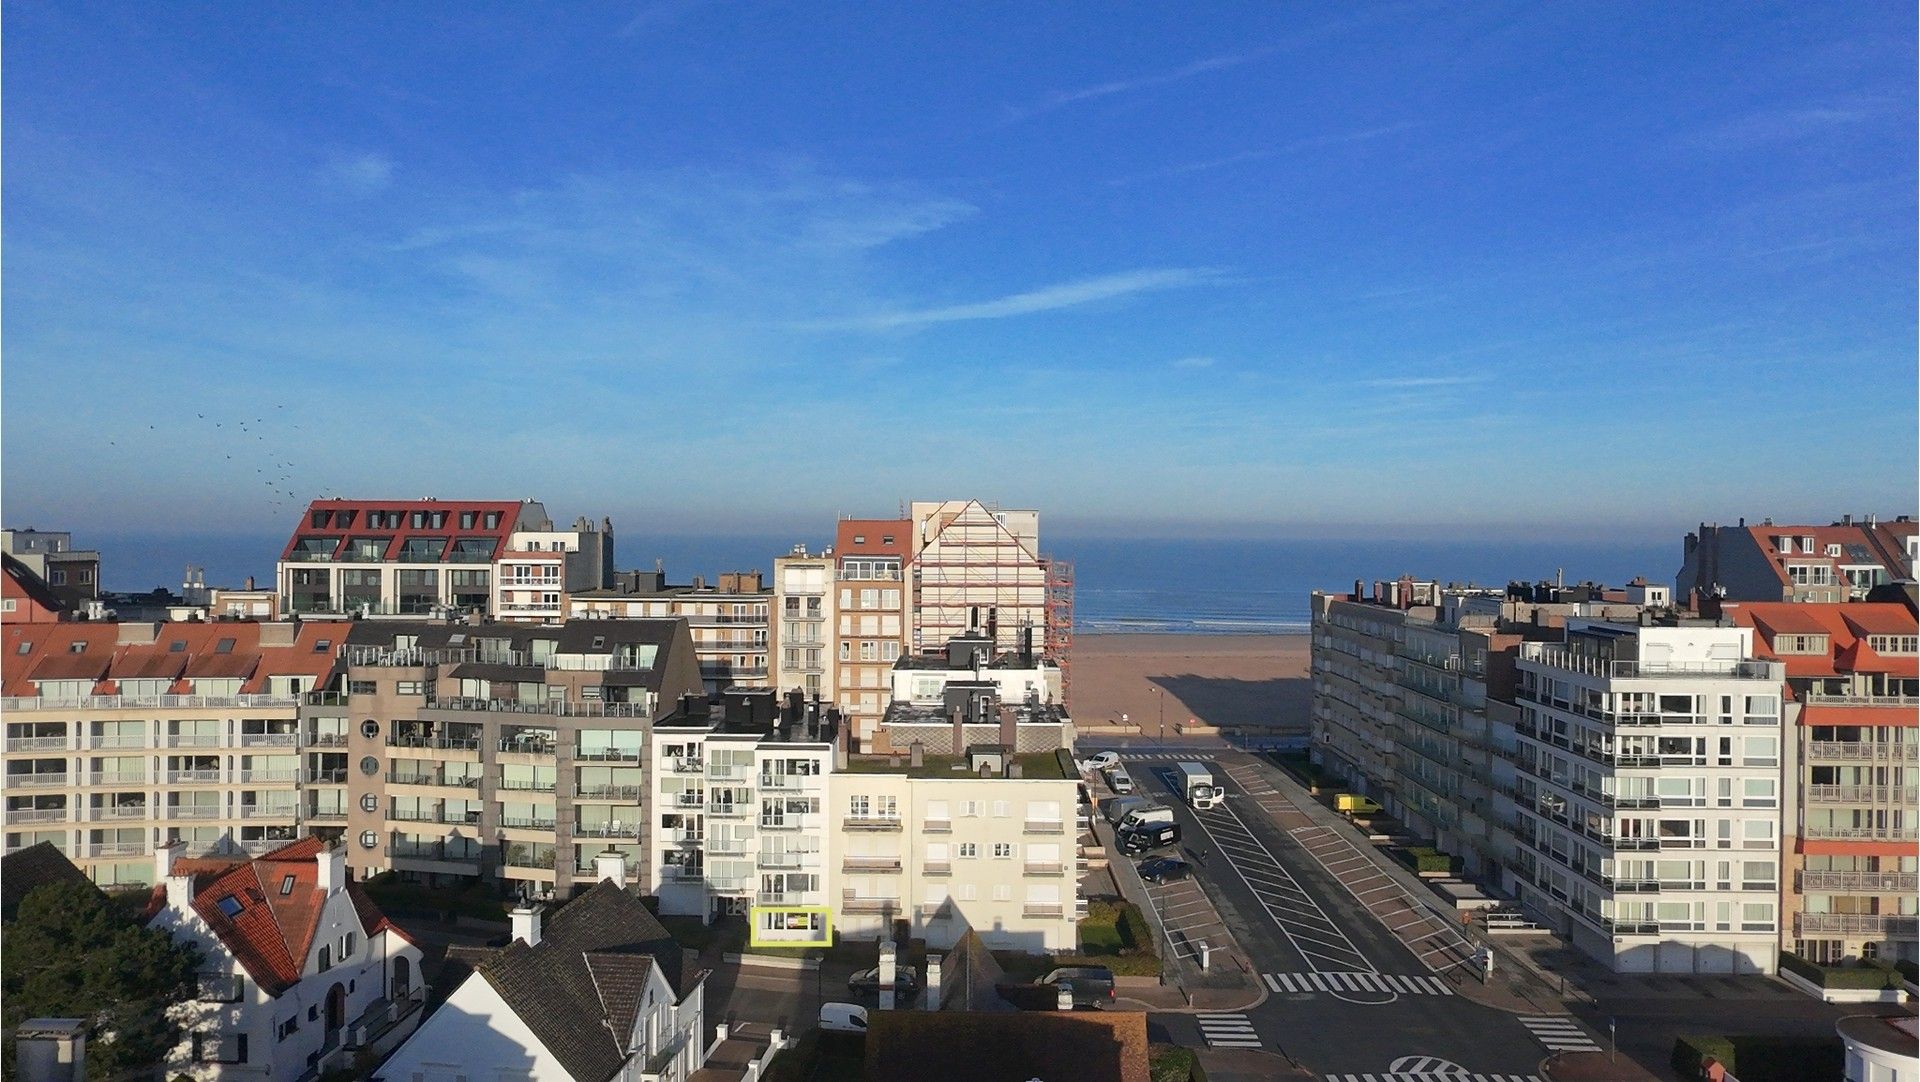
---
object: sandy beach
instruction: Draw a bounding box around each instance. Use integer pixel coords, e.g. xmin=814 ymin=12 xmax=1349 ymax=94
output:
xmin=1069 ymin=633 xmax=1309 ymax=736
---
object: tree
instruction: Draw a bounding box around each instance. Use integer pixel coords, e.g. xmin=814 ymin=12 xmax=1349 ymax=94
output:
xmin=2 ymin=880 xmax=201 ymax=1079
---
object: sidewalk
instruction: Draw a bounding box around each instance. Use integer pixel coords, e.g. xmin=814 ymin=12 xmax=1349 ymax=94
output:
xmin=1092 ymin=812 xmax=1263 ymax=1013
xmin=1541 ymin=1050 xmax=1663 ymax=1082
xmin=1224 ymin=751 xmax=1567 ymax=1015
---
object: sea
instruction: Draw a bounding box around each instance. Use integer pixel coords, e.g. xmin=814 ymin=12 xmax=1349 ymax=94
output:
xmin=96 ymin=531 xmax=1674 ymax=637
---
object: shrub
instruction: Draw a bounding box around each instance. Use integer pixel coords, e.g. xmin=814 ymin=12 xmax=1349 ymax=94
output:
xmin=1150 ymin=1044 xmax=1200 ymax=1082
xmin=1896 ymin=958 xmax=1917 ymax=984
xmin=1778 ymin=951 xmax=1900 ymax=990
xmin=1401 ymin=846 xmax=1452 ymax=874
xmin=1672 ymin=1035 xmax=1735 ymax=1078
xmin=1672 ymin=1033 xmax=1845 ymax=1082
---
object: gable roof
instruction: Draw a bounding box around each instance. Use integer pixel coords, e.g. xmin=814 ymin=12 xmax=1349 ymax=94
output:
xmin=477 ymin=881 xmax=685 ymax=1082
xmin=2 ymin=620 xmax=337 ymax=698
xmin=1 ymin=841 xmax=104 ymax=920
xmin=2 ymin=554 xmax=66 ymax=618
xmin=865 ymin=1010 xmax=1150 ymax=1082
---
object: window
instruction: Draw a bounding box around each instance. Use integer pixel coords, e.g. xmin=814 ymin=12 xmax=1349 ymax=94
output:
xmin=992 ymin=801 xmax=1010 ymax=818
xmin=360 ymin=794 xmax=378 ymax=812
xmin=215 ymin=638 xmax=236 ymax=654
xmin=359 ymin=831 xmax=379 ymax=849
xmin=339 ymin=932 xmax=355 ymax=958
xmin=68 ymin=641 xmax=86 ymax=654
xmin=14 ymin=643 xmax=28 ymax=655
xmin=993 ymin=842 xmax=1014 ymax=859
xmin=1869 ymin=635 xmax=1919 ymax=655
xmin=216 ymin=895 xmax=243 ymax=918
xmin=318 ymin=945 xmax=331 ymax=972
xmin=359 ymin=756 xmax=380 ymax=776
xmin=956 ymin=884 xmax=977 ymax=901
xmin=958 ymin=843 xmax=979 ymax=859
xmin=49 ymin=570 xmax=67 ymax=585
xmin=1771 ymin=634 xmax=1828 ymax=655
xmin=992 ymin=884 xmax=1012 ymax=902
xmin=276 ymin=1016 xmax=300 ymax=1041
xmin=850 ymin=795 xmax=870 ymax=818
xmin=169 ymin=640 xmax=188 ymax=653
xmin=960 ymin=801 xmax=982 ymax=818
xmin=279 ymin=875 xmax=296 ymax=896
xmin=313 ymin=639 xmax=331 ymax=653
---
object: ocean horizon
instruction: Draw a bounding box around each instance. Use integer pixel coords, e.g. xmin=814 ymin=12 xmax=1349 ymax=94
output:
xmin=92 ymin=530 xmax=1674 ymax=636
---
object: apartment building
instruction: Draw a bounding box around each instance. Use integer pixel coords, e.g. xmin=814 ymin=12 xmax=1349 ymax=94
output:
xmin=1678 ymin=516 xmax=1919 ymax=605
xmin=276 ymin=498 xmax=614 ymax=621
xmin=4 ymin=554 xmax=66 ymax=624
xmin=874 ymin=633 xmax=1070 ymax=756
xmin=1728 ymin=600 xmax=1918 ymax=965
xmin=1511 ymin=618 xmax=1785 ymax=974
xmin=2 ymin=621 xmax=336 ymax=888
xmin=1 ymin=528 xmax=102 ymax=610
xmin=149 ymin=839 xmax=423 ymax=1080
xmin=651 ymin=694 xmax=835 ymax=940
xmin=771 ymin=548 xmax=836 ymax=704
xmin=832 ymin=520 xmax=910 ymax=751
xmin=570 ymin=569 xmax=771 ymax=693
xmin=907 ymin=501 xmax=1072 ymax=699
xmin=334 ymin=619 xmax=703 ymax=898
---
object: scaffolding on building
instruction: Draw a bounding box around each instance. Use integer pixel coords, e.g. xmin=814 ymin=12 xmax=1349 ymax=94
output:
xmin=1042 ymin=557 xmax=1073 ymax=708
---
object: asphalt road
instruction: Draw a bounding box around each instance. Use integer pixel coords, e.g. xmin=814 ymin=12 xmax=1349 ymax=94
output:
xmin=1114 ymin=750 xmax=1566 ymax=1081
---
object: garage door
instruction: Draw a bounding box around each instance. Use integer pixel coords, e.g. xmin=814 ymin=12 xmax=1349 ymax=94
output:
xmin=1696 ymin=945 xmax=1735 ymax=974
xmin=1657 ymin=942 xmax=1695 ymax=973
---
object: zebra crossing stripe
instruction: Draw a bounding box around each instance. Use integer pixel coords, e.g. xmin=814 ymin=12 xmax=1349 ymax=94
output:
xmin=1197 ymin=1014 xmax=1261 ymax=1048
xmin=1263 ymin=973 xmax=1456 ymax=996
xmin=1521 ymin=1016 xmax=1601 ymax=1051
xmin=1326 ymin=1075 xmax=1543 ymax=1082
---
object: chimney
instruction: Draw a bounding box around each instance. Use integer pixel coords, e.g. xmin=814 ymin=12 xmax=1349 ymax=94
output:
xmin=510 ymin=902 xmax=543 ymax=947
xmin=157 ymin=841 xmax=195 ymax=913
xmin=595 ymin=847 xmax=629 ymax=886
xmin=316 ymin=843 xmax=345 ymax=896
xmin=1842 ymin=514 xmax=1853 ymax=526
xmin=244 ymin=576 xmax=255 ymax=591
xmin=924 ymin=954 xmax=943 ymax=1011
xmin=999 ymin=705 xmax=1017 ymax=753
xmin=909 ymin=740 xmax=924 ymax=769
xmin=951 ymin=707 xmax=964 ymax=756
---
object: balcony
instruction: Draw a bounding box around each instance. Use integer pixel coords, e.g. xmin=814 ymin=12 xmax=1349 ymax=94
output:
xmin=1023 ymin=862 xmax=1065 ymax=877
xmin=166 ymin=734 xmax=223 ymax=748
xmin=1795 ymin=913 xmax=1920 ymax=938
xmin=307 ymin=807 xmax=348 ymax=822
xmin=9 ymin=808 xmax=68 ymax=823
xmin=667 ymin=758 xmax=705 ymax=774
xmin=386 ymin=734 xmax=483 ymax=751
xmin=239 ymin=769 xmax=302 ymax=784
xmin=842 ymin=856 xmax=902 ymax=873
xmin=1518 ymin=644 xmax=1781 ymax=681
xmin=422 ymin=695 xmax=652 ymax=718
xmin=239 ymin=805 xmax=300 ymax=820
xmin=305 ymin=733 xmax=349 ymax=748
xmin=1021 ymin=904 xmax=1066 ymax=919
xmin=575 ymin=822 xmax=641 ymax=839
xmin=0 ymin=694 xmax=297 ymax=712
xmin=705 ymin=802 xmax=752 ymax=818
xmin=7 ymin=773 xmax=70 ymax=789
xmin=1805 ymin=741 xmax=1916 ymax=762
xmin=1600 ymin=918 xmax=1660 ymax=936
xmin=840 ymin=892 xmax=899 ymax=914
xmin=497 ymin=778 xmax=556 ymax=793
xmin=501 ymin=850 xmax=558 ymax=870
xmin=1022 ymin=820 xmax=1066 ymax=836
xmin=239 ymin=734 xmax=298 ymax=748
xmin=922 ymin=818 xmax=952 ymax=834
xmin=1797 ymin=870 xmax=1920 ymax=894
xmin=757 ymin=851 xmax=814 ymax=869
xmin=575 ymin=747 xmax=643 ymax=763
xmin=388 ymin=772 xmax=480 ymax=789
xmin=87 ymin=772 xmax=146 ymax=786
xmin=88 ymin=734 xmax=150 ymax=750
xmin=843 ymin=817 xmax=902 ymax=832
xmin=577 ymin=785 xmax=645 ymax=801
xmin=1805 ymin=785 xmax=1919 ymax=805
xmin=85 ymin=841 xmax=148 ymax=857
xmin=923 ymin=862 xmax=952 ymax=877
xmin=5 ymin=736 xmax=70 ymax=752
xmin=498 ymin=816 xmax=557 ymax=830
xmin=758 ymin=774 xmax=815 ymax=790
xmin=1802 ymin=825 xmax=1920 ymax=842
xmin=170 ymin=806 xmax=224 ymax=819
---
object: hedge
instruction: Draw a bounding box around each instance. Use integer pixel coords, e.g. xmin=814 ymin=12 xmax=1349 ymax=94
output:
xmin=1150 ymin=1044 xmax=1206 ymax=1082
xmin=1072 ymin=899 xmax=1162 ymax=977
xmin=1403 ymin=846 xmax=1452 ymax=874
xmin=1898 ymin=958 xmax=1918 ymax=984
xmin=1671 ymin=1033 xmax=1843 ymax=1082
xmin=1778 ymin=951 xmax=1901 ymax=990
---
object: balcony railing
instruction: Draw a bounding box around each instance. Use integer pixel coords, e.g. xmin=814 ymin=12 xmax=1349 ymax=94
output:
xmin=1802 ymin=825 xmax=1920 ymax=842
xmin=1519 ymin=644 xmax=1781 ymax=681
xmin=305 ymin=733 xmax=350 ymax=748
xmin=1806 ymin=741 xmax=1917 ymax=761
xmin=1021 ymin=904 xmax=1065 ymax=919
xmin=88 ymin=734 xmax=150 ymax=749
xmin=1 ymin=694 xmax=298 ymax=712
xmin=923 ymin=862 xmax=952 ymax=877
xmin=386 ymin=735 xmax=483 ymax=751
xmin=85 ymin=841 xmax=148 ymax=857
xmin=1798 ymin=870 xmax=1920 ymax=894
xmin=667 ymin=759 xmax=705 ymax=774
xmin=94 ymin=804 xmax=148 ymax=820
xmin=577 ymin=785 xmax=645 ymax=800
xmin=1795 ymin=913 xmax=1920 ymax=937
xmin=422 ymin=695 xmax=652 ymax=718
xmin=5 ymin=736 xmax=70 ymax=752
xmin=1803 ymin=691 xmax=1920 ymax=707
xmin=87 ymin=772 xmax=146 ymax=786
xmin=239 ymin=805 xmax=300 ymax=819
xmin=1805 ymin=785 xmax=1919 ymax=804
xmin=163 ymin=769 xmax=222 ymax=784
xmin=239 ymin=734 xmax=299 ymax=748
xmin=169 ymin=806 xmax=224 ymax=819
xmin=841 ymin=892 xmax=899 ymax=914
xmin=501 ymin=850 xmax=559 ymax=870
xmin=575 ymin=822 xmax=641 ymax=839
xmin=843 ymin=817 xmax=902 ymax=832
xmin=1022 ymin=862 xmax=1065 ymax=877
xmin=7 ymin=773 xmax=70 ymax=788
xmin=8 ymin=807 xmax=68 ymax=823
xmin=705 ymin=802 xmax=752 ymax=818
xmin=842 ymin=856 xmax=902 ymax=873
xmin=307 ymin=807 xmax=349 ymax=821
xmin=574 ymin=747 xmax=643 ymax=762
xmin=239 ymin=770 xmax=302 ymax=784
xmin=499 ymin=816 xmax=557 ymax=830
xmin=756 ymin=851 xmax=814 ymax=869
xmin=1022 ymin=820 xmax=1065 ymax=836
xmin=166 ymin=735 xmax=223 ymax=748
xmin=923 ymin=819 xmax=952 ymax=834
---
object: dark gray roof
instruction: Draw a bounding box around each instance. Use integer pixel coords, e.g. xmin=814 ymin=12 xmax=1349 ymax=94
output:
xmin=478 ymin=881 xmax=685 ymax=1082
xmin=1 ymin=842 xmax=103 ymax=920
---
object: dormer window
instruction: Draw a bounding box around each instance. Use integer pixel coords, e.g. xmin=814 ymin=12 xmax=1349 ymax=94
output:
xmin=460 ymin=511 xmax=476 ymax=529
xmin=1826 ymin=544 xmax=1843 ymax=558
xmin=68 ymin=642 xmax=85 ymax=654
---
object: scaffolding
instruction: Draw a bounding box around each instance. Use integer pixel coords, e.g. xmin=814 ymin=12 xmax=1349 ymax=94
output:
xmin=1042 ymin=557 xmax=1073 ymax=708
xmin=908 ymin=502 xmax=1047 ymax=656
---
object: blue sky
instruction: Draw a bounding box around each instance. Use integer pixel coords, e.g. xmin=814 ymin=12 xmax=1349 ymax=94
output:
xmin=4 ymin=2 xmax=1914 ymax=546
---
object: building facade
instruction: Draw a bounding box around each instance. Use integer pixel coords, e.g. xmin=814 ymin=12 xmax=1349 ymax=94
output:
xmin=1511 ymin=619 xmax=1786 ymax=974
xmin=771 ymin=550 xmax=837 ymax=705
xmin=276 ymin=499 xmax=613 ymax=621
xmin=570 ymin=570 xmax=771 ymax=693
xmin=1728 ymin=601 xmax=1918 ymax=965
xmin=832 ymin=520 xmax=910 ymax=752
xmin=1 ymin=529 xmax=102 ymax=611
xmin=1678 ymin=517 xmax=1918 ymax=606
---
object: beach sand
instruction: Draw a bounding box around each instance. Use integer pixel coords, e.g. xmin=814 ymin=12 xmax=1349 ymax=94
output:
xmin=1069 ymin=633 xmax=1309 ymax=736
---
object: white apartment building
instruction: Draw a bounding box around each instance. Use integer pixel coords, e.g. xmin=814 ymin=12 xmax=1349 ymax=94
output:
xmin=771 ymin=550 xmax=836 ymax=702
xmin=1512 ymin=618 xmax=1787 ymax=974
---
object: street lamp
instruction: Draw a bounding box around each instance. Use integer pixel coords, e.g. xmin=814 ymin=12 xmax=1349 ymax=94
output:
xmin=1156 ymin=688 xmax=1165 ymax=744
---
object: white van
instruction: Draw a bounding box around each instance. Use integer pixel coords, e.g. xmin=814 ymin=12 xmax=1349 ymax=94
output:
xmin=819 ymin=1002 xmax=869 ymax=1034
xmin=1103 ymin=766 xmax=1135 ymax=794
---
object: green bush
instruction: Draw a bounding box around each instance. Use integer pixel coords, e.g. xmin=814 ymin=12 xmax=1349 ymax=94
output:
xmin=1401 ymin=846 xmax=1452 ymax=874
xmin=1118 ymin=902 xmax=1153 ymax=952
xmin=1897 ymin=958 xmax=1917 ymax=983
xmin=1150 ymin=1044 xmax=1200 ymax=1082
xmin=1778 ymin=951 xmax=1900 ymax=990
xmin=1079 ymin=900 xmax=1152 ymax=957
xmin=1671 ymin=1033 xmax=1844 ymax=1082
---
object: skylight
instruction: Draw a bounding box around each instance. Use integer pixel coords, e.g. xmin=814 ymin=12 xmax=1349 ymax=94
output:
xmin=280 ymin=874 xmax=296 ymax=896
xmin=216 ymin=895 xmax=244 ymax=918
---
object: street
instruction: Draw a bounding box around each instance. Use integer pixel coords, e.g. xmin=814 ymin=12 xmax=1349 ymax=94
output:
xmin=1112 ymin=748 xmax=1576 ymax=1080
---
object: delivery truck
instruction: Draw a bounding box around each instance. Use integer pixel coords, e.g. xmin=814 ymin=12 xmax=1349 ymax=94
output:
xmin=1175 ymin=761 xmax=1222 ymax=810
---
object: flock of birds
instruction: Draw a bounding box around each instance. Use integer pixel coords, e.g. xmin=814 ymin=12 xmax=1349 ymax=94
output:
xmin=106 ymin=405 xmax=310 ymax=513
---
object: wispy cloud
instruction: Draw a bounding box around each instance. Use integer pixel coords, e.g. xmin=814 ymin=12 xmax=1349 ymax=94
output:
xmin=1683 ymin=103 xmax=1882 ymax=152
xmin=1171 ymin=355 xmax=1216 ymax=369
xmin=615 ymin=0 xmax=708 ymax=37
xmin=1108 ymin=122 xmax=1416 ymax=186
xmin=1007 ymin=48 xmax=1276 ymax=122
xmin=798 ymin=267 xmax=1218 ymax=332
xmin=321 ymin=152 xmax=393 ymax=196
xmin=1361 ymin=374 xmax=1489 ymax=389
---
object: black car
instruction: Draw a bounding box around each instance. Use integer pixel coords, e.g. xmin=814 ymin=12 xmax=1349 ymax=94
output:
xmin=1137 ymin=857 xmax=1191 ymax=883
xmin=848 ymin=965 xmax=920 ymax=998
xmin=1118 ymin=821 xmax=1181 ymax=855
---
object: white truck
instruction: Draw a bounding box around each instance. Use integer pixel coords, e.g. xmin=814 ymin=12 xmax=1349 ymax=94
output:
xmin=1175 ymin=761 xmax=1222 ymax=810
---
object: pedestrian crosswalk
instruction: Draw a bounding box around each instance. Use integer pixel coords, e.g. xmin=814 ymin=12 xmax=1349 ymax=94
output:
xmin=1263 ymin=971 xmax=1455 ymax=996
xmin=1324 ymin=1071 xmax=1540 ymax=1082
xmin=1519 ymin=1016 xmax=1602 ymax=1053
xmin=1119 ymin=752 xmax=1217 ymax=761
xmin=1196 ymin=1013 xmax=1262 ymax=1049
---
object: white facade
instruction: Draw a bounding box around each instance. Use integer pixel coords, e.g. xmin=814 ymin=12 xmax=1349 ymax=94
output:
xmin=892 ymin=658 xmax=1063 ymax=709
xmin=1513 ymin=621 xmax=1787 ymax=974
xmin=772 ymin=553 xmax=837 ymax=700
xmin=150 ymin=845 xmax=423 ymax=1080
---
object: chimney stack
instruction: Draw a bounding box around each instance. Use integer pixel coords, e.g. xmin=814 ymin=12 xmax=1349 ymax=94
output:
xmin=595 ymin=847 xmax=629 ymax=886
xmin=510 ymin=902 xmax=543 ymax=947
xmin=316 ymin=842 xmax=345 ymax=896
xmin=950 ymin=707 xmax=964 ymax=756
xmin=878 ymin=940 xmax=898 ymax=1011
xmin=156 ymin=840 xmax=194 ymax=912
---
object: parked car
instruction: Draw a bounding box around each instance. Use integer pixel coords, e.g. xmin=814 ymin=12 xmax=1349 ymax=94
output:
xmin=1103 ymin=766 xmax=1135 ymax=794
xmin=1039 ymin=966 xmax=1116 ymax=1007
xmin=1101 ymin=795 xmax=1151 ymax=826
xmin=848 ymin=965 xmax=920 ymax=998
xmin=1118 ymin=821 xmax=1181 ymax=855
xmin=1137 ymin=857 xmax=1192 ymax=884
xmin=1077 ymin=750 xmax=1120 ymax=773
xmin=819 ymin=1002 xmax=869 ymax=1034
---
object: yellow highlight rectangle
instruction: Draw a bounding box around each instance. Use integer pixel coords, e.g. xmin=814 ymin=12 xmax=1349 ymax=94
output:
xmin=749 ymin=905 xmax=833 ymax=948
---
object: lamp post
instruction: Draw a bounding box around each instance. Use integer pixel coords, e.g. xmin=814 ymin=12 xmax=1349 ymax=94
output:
xmin=1156 ymin=688 xmax=1165 ymax=744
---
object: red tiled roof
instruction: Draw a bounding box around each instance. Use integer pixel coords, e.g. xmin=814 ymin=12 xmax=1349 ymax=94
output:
xmin=2 ymin=622 xmax=337 ymax=698
xmin=1747 ymin=607 xmax=1830 ymax=635
xmin=184 ymin=652 xmax=258 ymax=680
xmin=836 ymin=519 xmax=910 ymax=559
xmin=1841 ymin=607 xmax=1918 ymax=636
xmin=27 ymin=652 xmax=112 ymax=682
xmin=279 ymin=498 xmax=526 ymax=563
xmin=108 ymin=652 xmax=187 ymax=681
xmin=1836 ymin=641 xmax=1919 ymax=678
